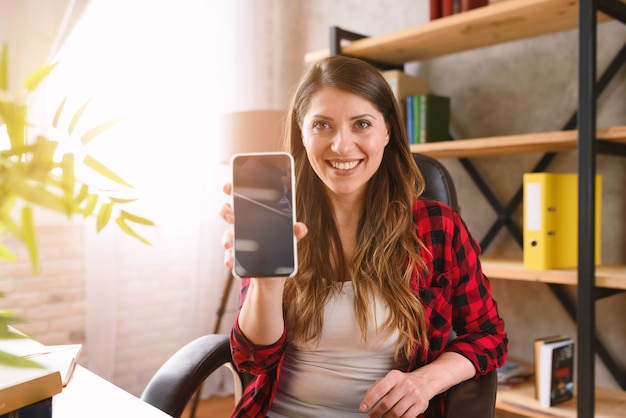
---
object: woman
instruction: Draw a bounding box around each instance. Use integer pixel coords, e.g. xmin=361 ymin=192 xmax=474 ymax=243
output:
xmin=221 ymin=55 xmax=507 ymax=418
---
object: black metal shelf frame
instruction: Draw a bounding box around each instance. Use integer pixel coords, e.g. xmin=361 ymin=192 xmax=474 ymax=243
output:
xmin=328 ymin=4 xmax=626 ymax=415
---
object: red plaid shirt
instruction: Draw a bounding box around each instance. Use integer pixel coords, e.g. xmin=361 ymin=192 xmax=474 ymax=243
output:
xmin=230 ymin=199 xmax=508 ymax=417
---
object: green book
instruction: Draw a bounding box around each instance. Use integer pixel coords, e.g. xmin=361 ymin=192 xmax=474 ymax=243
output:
xmin=419 ymin=94 xmax=450 ymax=142
xmin=413 ymin=95 xmax=421 ymax=144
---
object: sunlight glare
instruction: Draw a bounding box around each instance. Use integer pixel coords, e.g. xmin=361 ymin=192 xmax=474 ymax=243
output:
xmin=42 ymin=0 xmax=231 ymax=220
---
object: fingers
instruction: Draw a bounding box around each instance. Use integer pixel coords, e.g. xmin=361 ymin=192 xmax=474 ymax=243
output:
xmin=220 ymin=183 xmax=234 ymax=269
xmin=360 ymin=370 xmax=428 ymax=418
xmin=294 ymin=222 xmax=308 ymax=242
xmin=220 ymin=183 xmax=234 ymax=225
xmin=220 ymin=202 xmax=234 ymax=224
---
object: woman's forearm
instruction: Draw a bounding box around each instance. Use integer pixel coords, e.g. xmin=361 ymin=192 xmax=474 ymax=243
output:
xmin=237 ymin=277 xmax=287 ymax=346
xmin=411 ymin=351 xmax=476 ymax=398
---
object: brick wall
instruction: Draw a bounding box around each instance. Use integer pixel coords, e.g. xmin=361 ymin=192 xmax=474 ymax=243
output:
xmin=1 ymin=224 xmax=88 ymax=364
xmin=1 ymin=216 xmax=230 ymax=398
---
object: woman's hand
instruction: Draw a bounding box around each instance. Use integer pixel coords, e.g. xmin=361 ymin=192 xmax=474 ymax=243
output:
xmin=219 ymin=184 xmax=236 ymax=269
xmin=360 ymin=352 xmax=475 ymax=417
xmin=359 ymin=370 xmax=432 ymax=418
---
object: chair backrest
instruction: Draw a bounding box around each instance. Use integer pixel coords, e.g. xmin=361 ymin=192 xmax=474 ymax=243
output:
xmin=412 ymin=153 xmax=459 ymax=211
xmin=413 ymin=154 xmax=497 ymax=417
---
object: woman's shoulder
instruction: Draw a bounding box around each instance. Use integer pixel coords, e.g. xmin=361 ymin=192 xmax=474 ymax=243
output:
xmin=411 ymin=198 xmax=464 ymax=241
xmin=412 ymin=197 xmax=457 ymax=220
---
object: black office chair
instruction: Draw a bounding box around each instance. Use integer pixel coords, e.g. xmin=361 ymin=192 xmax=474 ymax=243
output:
xmin=140 ymin=154 xmax=497 ymax=418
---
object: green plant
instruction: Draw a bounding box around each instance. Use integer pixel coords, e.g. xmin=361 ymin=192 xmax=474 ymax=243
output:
xmin=0 ymin=44 xmax=153 ymax=366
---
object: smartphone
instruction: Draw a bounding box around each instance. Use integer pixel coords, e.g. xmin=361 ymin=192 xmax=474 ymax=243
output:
xmin=231 ymin=152 xmax=297 ymax=278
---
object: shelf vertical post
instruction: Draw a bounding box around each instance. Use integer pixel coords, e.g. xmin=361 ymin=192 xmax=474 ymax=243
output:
xmin=578 ymin=1 xmax=598 ymax=417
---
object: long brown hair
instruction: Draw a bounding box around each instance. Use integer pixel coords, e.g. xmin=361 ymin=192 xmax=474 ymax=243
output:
xmin=283 ymin=55 xmax=428 ymax=359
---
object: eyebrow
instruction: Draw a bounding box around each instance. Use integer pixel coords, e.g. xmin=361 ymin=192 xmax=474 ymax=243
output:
xmin=310 ymin=113 xmax=377 ymax=120
xmin=351 ymin=113 xmax=377 ymax=120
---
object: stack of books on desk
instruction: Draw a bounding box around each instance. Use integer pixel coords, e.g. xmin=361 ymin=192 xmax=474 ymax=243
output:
xmin=0 ymin=367 xmax=61 ymax=418
xmin=0 ymin=329 xmax=82 ymax=417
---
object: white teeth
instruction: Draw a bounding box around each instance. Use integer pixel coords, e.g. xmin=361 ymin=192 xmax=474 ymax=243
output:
xmin=330 ymin=160 xmax=359 ymax=170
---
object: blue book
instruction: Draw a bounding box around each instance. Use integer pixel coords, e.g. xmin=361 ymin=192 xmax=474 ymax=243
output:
xmin=405 ymin=95 xmax=414 ymax=144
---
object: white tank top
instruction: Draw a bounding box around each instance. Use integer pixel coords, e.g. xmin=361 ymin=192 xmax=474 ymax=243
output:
xmin=268 ymin=281 xmax=408 ymax=417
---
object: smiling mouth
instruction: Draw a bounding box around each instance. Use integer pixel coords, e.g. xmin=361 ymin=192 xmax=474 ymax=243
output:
xmin=329 ymin=160 xmax=361 ymax=170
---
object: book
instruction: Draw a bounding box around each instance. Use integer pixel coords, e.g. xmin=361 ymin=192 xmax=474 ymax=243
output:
xmin=0 ymin=367 xmax=61 ymax=416
xmin=442 ymin=0 xmax=461 ymax=16
xmin=22 ymin=344 xmax=82 ymax=387
xmin=0 ymin=330 xmax=82 ymax=387
xmin=0 ymin=397 xmax=52 ymax=418
xmin=429 ymin=0 xmax=442 ymax=20
xmin=413 ymin=94 xmax=421 ymax=145
xmin=461 ymin=0 xmax=489 ymax=11
xmin=418 ymin=94 xmax=450 ymax=143
xmin=523 ymin=173 xmax=602 ymax=269
xmin=497 ymin=358 xmax=533 ymax=389
xmin=533 ymin=335 xmax=569 ymax=399
xmin=405 ymin=95 xmax=415 ymax=144
xmin=537 ymin=337 xmax=575 ymax=407
xmin=382 ymin=70 xmax=430 ymax=105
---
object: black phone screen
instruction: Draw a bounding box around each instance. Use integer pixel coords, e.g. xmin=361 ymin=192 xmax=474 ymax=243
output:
xmin=231 ymin=152 xmax=297 ymax=278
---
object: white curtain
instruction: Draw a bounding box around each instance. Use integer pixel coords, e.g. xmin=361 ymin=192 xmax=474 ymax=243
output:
xmin=38 ymin=0 xmax=280 ymax=397
xmin=0 ymin=0 xmax=91 ymax=95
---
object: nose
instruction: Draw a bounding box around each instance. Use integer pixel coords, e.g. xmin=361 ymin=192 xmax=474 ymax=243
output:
xmin=330 ymin=126 xmax=353 ymax=155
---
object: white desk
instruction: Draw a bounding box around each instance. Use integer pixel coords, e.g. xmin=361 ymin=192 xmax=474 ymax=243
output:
xmin=54 ymin=366 xmax=172 ymax=417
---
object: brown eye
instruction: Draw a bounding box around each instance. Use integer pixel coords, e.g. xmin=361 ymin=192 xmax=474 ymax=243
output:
xmin=312 ymin=121 xmax=330 ymax=130
xmin=355 ymin=120 xmax=371 ymax=129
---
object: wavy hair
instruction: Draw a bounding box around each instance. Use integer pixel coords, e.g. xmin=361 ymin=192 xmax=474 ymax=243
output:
xmin=282 ymin=55 xmax=429 ymax=359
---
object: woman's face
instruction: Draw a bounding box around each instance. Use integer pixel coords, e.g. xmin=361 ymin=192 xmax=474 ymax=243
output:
xmin=301 ymin=86 xmax=389 ymax=202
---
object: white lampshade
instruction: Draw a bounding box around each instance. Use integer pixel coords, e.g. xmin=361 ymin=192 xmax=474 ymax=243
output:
xmin=219 ymin=110 xmax=287 ymax=163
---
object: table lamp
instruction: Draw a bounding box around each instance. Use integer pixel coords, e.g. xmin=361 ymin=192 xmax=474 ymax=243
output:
xmin=218 ymin=110 xmax=287 ymax=163
xmin=214 ymin=109 xmax=287 ymax=331
xmin=187 ymin=110 xmax=287 ymax=418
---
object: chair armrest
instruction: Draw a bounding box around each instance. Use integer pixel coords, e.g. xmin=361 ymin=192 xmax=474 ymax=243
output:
xmin=443 ymin=370 xmax=498 ymax=418
xmin=140 ymin=334 xmax=234 ymax=417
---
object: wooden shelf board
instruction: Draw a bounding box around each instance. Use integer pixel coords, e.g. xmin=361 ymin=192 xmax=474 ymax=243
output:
xmin=408 ymin=125 xmax=626 ymax=158
xmin=497 ymin=378 xmax=626 ymax=417
xmin=481 ymin=258 xmax=626 ymax=290
xmin=305 ymin=0 xmax=612 ymax=65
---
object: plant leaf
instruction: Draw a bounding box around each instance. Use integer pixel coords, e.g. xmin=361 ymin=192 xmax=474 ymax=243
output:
xmin=52 ymin=97 xmax=67 ymax=129
xmin=10 ymin=182 xmax=67 ymax=214
xmin=60 ymin=153 xmax=76 ymax=215
xmin=0 ymin=312 xmax=29 ymax=329
xmin=97 ymin=203 xmax=113 ymax=232
xmin=83 ymin=155 xmax=134 ymax=188
xmin=68 ymin=99 xmax=91 ymax=136
xmin=0 ymin=101 xmax=27 ymax=149
xmin=21 ymin=206 xmax=39 ymax=273
xmin=82 ymin=193 xmax=99 ymax=217
xmin=23 ymin=62 xmax=58 ymax=92
xmin=0 ymin=243 xmax=18 ymax=262
xmin=0 ymin=351 xmax=46 ymax=369
xmin=81 ymin=118 xmax=123 ymax=146
xmin=0 ymin=43 xmax=7 ymax=91
xmin=116 ymin=216 xmax=152 ymax=246
xmin=0 ymin=198 xmax=21 ymax=238
xmin=109 ymin=197 xmax=138 ymax=204
xmin=74 ymin=184 xmax=89 ymax=204
xmin=120 ymin=210 xmax=155 ymax=226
